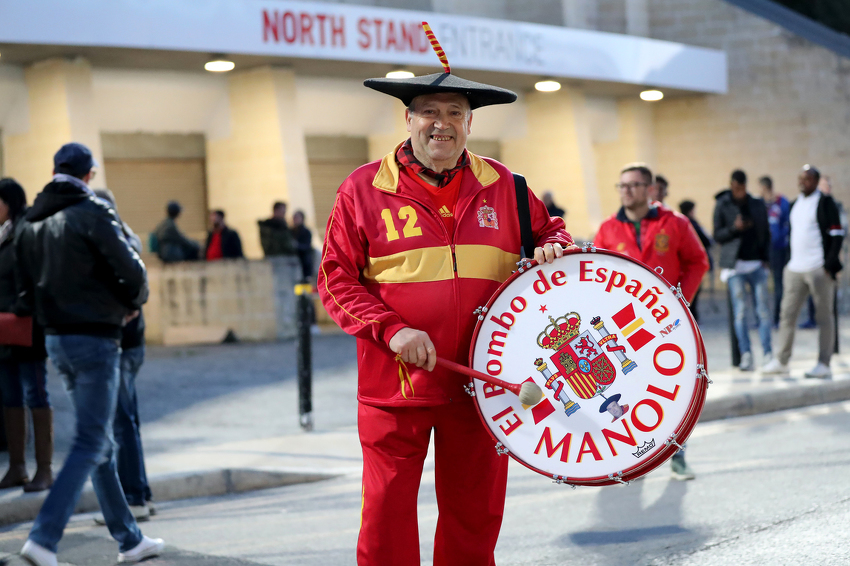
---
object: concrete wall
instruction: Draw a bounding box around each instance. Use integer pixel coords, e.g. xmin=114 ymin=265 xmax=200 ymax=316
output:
xmin=3 ymin=58 xmax=107 ymax=194
xmin=145 ymin=257 xmax=302 ymax=345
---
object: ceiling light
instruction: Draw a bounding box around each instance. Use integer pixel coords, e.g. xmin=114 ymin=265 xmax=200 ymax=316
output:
xmin=205 ymin=59 xmax=235 ymax=73
xmin=534 ymin=79 xmax=562 ymax=92
xmin=640 ymin=89 xmax=664 ymax=101
xmin=386 ymin=69 xmax=415 ymax=79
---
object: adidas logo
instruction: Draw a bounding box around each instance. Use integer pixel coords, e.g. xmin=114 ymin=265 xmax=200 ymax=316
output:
xmin=439 ymin=205 xmax=453 ymax=218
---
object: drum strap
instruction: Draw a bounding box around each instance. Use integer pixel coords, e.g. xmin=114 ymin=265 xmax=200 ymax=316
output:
xmin=513 ymin=173 xmax=535 ymax=259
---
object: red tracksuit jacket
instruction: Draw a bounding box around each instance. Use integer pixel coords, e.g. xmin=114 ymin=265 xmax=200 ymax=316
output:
xmin=319 ymin=146 xmax=573 ymax=406
xmin=593 ymin=205 xmax=709 ymax=302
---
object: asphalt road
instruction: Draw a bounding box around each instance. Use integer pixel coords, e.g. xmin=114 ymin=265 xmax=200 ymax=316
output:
xmin=2 ymin=401 xmax=848 ymax=566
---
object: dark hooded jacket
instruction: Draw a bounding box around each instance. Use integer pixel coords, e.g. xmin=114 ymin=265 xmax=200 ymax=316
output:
xmin=16 ymin=179 xmax=148 ymax=339
xmin=712 ymin=189 xmax=770 ymax=269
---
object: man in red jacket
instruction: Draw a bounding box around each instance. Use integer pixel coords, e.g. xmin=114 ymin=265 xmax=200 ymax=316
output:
xmin=319 ymin=65 xmax=572 ymax=564
xmin=594 ymin=163 xmax=709 ymax=480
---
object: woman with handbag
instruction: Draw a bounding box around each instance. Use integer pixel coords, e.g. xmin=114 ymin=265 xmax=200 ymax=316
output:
xmin=0 ymin=178 xmax=52 ymax=492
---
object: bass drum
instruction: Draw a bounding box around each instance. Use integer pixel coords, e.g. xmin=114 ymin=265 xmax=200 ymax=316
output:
xmin=469 ymin=247 xmax=709 ymax=486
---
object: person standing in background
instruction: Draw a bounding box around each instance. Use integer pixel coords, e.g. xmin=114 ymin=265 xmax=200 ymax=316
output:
xmin=258 ymin=202 xmax=296 ymax=258
xmin=205 ymin=210 xmax=243 ymax=260
xmin=678 ymin=199 xmax=713 ymax=324
xmin=542 ymin=191 xmax=566 ymax=219
xmin=290 ymin=210 xmax=314 ymax=283
xmin=595 ymin=164 xmax=708 ymax=480
xmin=153 ymin=201 xmax=199 ymax=263
xmin=713 ymin=169 xmax=772 ymax=372
xmin=760 ymin=176 xmax=791 ymax=328
xmin=94 ymin=189 xmax=155 ymax=523
xmin=0 ymin=178 xmax=53 ymax=493
xmin=763 ymin=165 xmax=843 ymax=378
xmin=651 ymin=174 xmax=669 ymax=205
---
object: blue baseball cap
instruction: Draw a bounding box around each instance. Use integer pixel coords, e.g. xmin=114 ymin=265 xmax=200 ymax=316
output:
xmin=53 ymin=142 xmax=98 ymax=177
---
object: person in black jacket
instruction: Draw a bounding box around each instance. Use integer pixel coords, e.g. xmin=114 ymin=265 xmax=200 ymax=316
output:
xmin=0 ymin=178 xmax=52 ymax=493
xmin=258 ymin=201 xmax=296 ymax=257
xmin=713 ymin=170 xmax=773 ymax=371
xmin=204 ymin=209 xmax=243 ymax=260
xmin=291 ymin=210 xmax=314 ymax=282
xmin=15 ymin=143 xmax=163 ymax=566
xmin=153 ymin=201 xmax=200 ymax=263
xmin=679 ymin=199 xmax=713 ymax=323
xmin=763 ymin=165 xmax=844 ymax=378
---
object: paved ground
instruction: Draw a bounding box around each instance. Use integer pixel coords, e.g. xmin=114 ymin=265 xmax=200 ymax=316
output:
xmin=1 ymin=288 xmax=849 ymax=563
xmin=2 ymin=402 xmax=849 ymax=565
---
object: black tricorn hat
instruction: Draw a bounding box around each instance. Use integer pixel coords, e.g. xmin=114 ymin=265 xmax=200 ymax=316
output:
xmin=364 ymin=72 xmax=517 ymax=110
xmin=364 ymin=22 xmax=517 ymax=110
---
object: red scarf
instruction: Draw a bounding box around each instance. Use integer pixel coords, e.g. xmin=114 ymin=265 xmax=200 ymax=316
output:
xmin=396 ymin=139 xmax=470 ymax=188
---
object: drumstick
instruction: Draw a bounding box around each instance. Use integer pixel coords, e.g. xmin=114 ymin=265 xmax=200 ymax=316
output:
xmin=435 ymin=357 xmax=544 ymax=406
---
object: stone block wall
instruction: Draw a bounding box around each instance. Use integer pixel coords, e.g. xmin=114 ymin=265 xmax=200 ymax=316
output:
xmin=144 ymin=257 xmax=303 ymax=345
xmin=648 ymin=0 xmax=850 ymax=228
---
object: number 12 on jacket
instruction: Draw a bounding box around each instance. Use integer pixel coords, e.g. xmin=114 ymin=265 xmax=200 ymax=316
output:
xmin=381 ymin=206 xmax=423 ymax=241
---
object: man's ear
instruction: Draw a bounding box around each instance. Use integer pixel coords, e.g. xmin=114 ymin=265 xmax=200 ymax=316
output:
xmin=467 ymin=111 xmax=473 ymax=135
xmin=405 ymin=108 xmax=412 ymax=133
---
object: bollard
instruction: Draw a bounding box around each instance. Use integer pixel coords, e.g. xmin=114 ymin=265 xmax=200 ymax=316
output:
xmin=294 ymin=283 xmax=314 ymax=432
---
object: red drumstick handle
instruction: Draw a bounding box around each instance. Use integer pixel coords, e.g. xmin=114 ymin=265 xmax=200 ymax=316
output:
xmin=435 ymin=356 xmax=523 ymax=397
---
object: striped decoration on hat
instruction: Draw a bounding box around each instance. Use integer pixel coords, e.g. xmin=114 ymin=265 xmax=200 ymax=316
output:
xmin=422 ymin=22 xmax=451 ymax=74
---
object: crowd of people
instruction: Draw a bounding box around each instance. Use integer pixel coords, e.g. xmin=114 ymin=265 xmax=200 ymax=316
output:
xmin=152 ymin=198 xmax=315 ymax=282
xmin=0 ymin=140 xmax=323 ymax=566
xmin=709 ymin=167 xmax=844 ymax=377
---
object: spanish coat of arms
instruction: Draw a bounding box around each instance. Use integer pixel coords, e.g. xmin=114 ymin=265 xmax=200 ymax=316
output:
xmin=534 ymin=312 xmax=636 ymax=421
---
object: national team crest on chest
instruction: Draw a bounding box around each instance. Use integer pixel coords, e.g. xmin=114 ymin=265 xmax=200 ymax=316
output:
xmin=654 ymin=232 xmax=669 ymax=254
xmin=478 ymin=200 xmax=498 ymax=229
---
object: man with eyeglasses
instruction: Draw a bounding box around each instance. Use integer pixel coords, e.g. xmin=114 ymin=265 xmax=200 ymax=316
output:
xmin=594 ymin=163 xmax=708 ymax=480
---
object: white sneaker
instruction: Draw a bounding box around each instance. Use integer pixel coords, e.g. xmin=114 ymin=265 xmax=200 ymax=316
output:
xmin=805 ymin=362 xmax=832 ymax=379
xmin=117 ymin=536 xmax=165 ymax=563
xmin=21 ymin=540 xmax=57 ymax=566
xmin=761 ymin=357 xmax=789 ymax=374
xmin=94 ymin=504 xmax=150 ymax=525
xmin=739 ymin=351 xmax=754 ymax=371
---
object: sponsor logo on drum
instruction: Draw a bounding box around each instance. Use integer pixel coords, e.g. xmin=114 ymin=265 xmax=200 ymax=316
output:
xmin=632 ymin=439 xmax=655 ymax=458
xmin=659 ymin=319 xmax=681 ymax=336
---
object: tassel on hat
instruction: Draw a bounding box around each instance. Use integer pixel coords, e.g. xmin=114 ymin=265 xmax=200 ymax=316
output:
xmin=363 ymin=22 xmax=517 ymax=109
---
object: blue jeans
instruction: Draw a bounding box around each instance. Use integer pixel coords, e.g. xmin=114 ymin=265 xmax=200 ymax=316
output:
xmin=0 ymin=359 xmax=49 ymax=408
xmin=114 ymin=346 xmax=151 ymax=506
xmin=729 ymin=268 xmax=773 ymax=356
xmin=29 ymin=335 xmax=142 ymax=553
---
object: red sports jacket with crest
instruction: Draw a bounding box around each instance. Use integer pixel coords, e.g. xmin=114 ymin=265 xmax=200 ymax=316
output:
xmin=319 ymin=146 xmax=573 ymax=407
xmin=593 ymin=205 xmax=709 ymax=302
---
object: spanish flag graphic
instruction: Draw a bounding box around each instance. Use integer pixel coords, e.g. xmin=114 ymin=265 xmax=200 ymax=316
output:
xmin=610 ymin=303 xmax=655 ymax=351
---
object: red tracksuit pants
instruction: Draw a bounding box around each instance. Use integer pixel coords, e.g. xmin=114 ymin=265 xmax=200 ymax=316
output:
xmin=357 ymin=401 xmax=509 ymax=566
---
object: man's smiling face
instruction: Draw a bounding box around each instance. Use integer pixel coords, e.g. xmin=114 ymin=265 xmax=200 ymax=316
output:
xmin=405 ymin=92 xmax=473 ymax=172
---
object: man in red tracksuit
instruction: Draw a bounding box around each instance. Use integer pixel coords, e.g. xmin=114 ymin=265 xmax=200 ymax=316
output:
xmin=318 ymin=69 xmax=572 ymax=564
xmin=594 ymin=163 xmax=709 ymax=480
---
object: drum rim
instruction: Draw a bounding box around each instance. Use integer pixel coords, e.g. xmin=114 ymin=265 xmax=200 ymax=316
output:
xmin=468 ymin=246 xmax=709 ymax=486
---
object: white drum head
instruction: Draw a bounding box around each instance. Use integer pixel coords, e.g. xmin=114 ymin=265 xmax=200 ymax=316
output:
xmin=470 ymin=248 xmax=708 ymax=485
